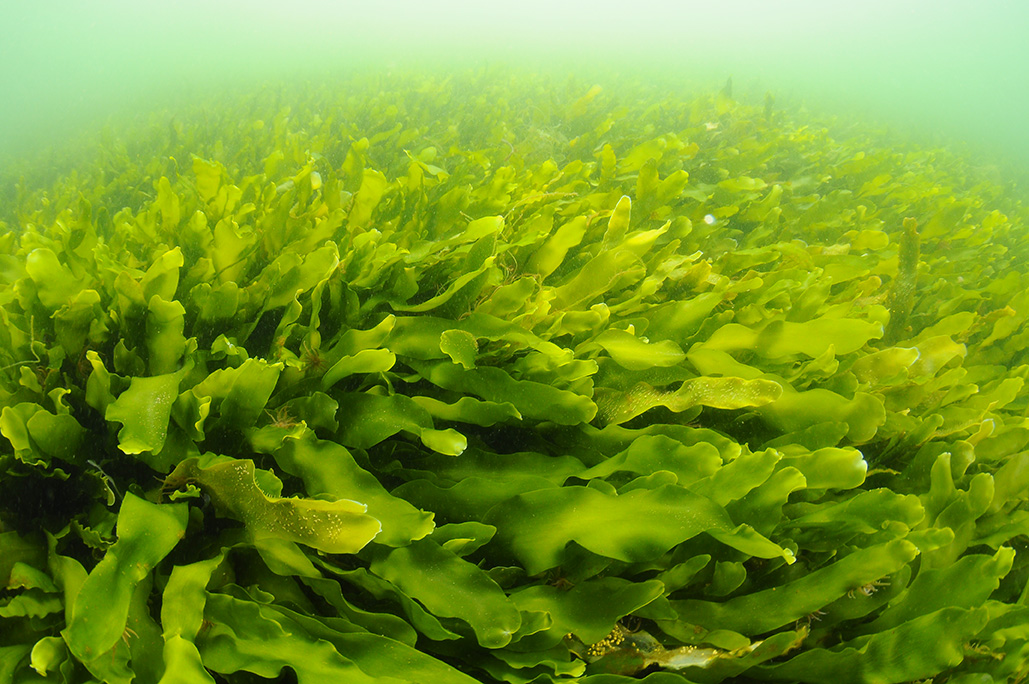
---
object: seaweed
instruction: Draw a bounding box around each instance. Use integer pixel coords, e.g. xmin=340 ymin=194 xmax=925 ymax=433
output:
xmin=1 ymin=69 xmax=1028 ymax=684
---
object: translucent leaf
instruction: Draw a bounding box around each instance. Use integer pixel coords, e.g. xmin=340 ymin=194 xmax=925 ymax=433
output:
xmin=198 ymin=592 xmax=378 ymax=683
xmin=602 ymin=195 xmax=632 ymax=247
xmin=63 ymin=494 xmax=187 ymax=661
xmin=511 ymin=577 xmax=666 ymax=647
xmin=347 ymin=168 xmax=388 ymax=228
xmin=780 ymin=447 xmax=868 ymax=490
xmin=106 ymin=369 xmax=185 ymax=456
xmin=785 ymin=489 xmax=925 ymax=547
xmin=552 ymin=225 xmax=668 ymax=309
xmin=528 ymin=216 xmax=587 ymax=279
xmin=594 ymin=329 xmax=685 ymax=371
xmin=718 ymin=176 xmax=767 ymax=193
xmin=393 ymin=256 xmax=495 ymax=313
xmin=320 ymin=348 xmax=396 ymax=390
xmin=263 ymin=243 xmax=339 ymax=309
xmin=335 ymin=392 xmax=466 ymax=455
xmin=369 ymin=539 xmax=522 ymax=648
xmin=673 ymin=539 xmax=918 ymax=635
xmin=210 ymin=217 xmax=253 ymax=283
xmin=29 ymin=636 xmax=67 ymax=678
xmin=147 ymin=295 xmax=187 ymax=375
xmin=596 ymin=376 xmax=782 ymax=426
xmin=415 ymin=361 xmax=596 ymax=425
xmin=864 ymin=547 xmax=1013 ymax=633
xmin=161 ymin=554 xmax=225 ymax=640
xmin=850 ymin=346 xmax=920 ymax=384
xmin=578 ymin=434 xmax=722 ymax=487
xmin=84 ymin=350 xmax=115 ymax=415
xmin=190 ymin=281 xmax=240 ymax=322
xmin=0 ymin=645 xmax=32 ymax=682
xmin=700 ymin=318 xmax=883 ymax=358
xmin=191 ymin=358 xmax=281 ymax=428
xmin=328 ymin=565 xmax=462 ymax=642
xmin=192 ymin=156 xmax=224 ymax=204
xmin=141 ymin=247 xmax=184 ymax=303
xmin=759 ymin=388 xmax=885 ymax=443
xmin=327 ymin=632 xmax=482 ymax=684
xmin=431 ymin=522 xmax=496 ymax=557
xmin=273 ymin=437 xmax=434 ymax=547
xmin=25 ymin=248 xmax=86 ymax=309
xmin=0 ymin=588 xmax=62 ymax=618
xmin=485 ymin=484 xmax=791 ymax=574
xmin=411 ymin=395 xmax=521 ymax=426
xmin=6 ymin=561 xmax=57 ymax=592
xmin=759 ymin=607 xmax=989 ymax=684
xmin=53 ymin=288 xmax=102 ymax=356
xmin=164 ymin=457 xmax=381 ymax=553
xmin=158 ymin=636 xmax=216 ymax=684
xmin=439 ymin=329 xmax=478 ymax=369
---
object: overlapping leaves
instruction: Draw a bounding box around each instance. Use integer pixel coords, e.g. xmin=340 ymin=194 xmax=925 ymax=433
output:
xmin=1 ymin=69 xmax=1027 ymax=684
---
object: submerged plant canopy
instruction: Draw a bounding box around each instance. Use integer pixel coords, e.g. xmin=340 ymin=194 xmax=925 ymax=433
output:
xmin=1 ymin=70 xmax=1028 ymax=683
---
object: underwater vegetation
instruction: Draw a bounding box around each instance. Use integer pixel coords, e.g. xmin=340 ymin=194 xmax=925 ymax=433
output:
xmin=1 ymin=69 xmax=1029 ymax=683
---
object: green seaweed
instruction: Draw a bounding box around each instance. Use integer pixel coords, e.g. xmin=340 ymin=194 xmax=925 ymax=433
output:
xmin=1 ymin=69 xmax=1027 ymax=684
xmin=63 ymin=494 xmax=187 ymax=662
xmin=162 ymin=457 xmax=382 ymax=554
xmin=883 ymin=217 xmax=921 ymax=345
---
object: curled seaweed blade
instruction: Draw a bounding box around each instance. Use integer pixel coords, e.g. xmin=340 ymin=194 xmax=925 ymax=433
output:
xmin=164 ymin=457 xmax=381 ymax=554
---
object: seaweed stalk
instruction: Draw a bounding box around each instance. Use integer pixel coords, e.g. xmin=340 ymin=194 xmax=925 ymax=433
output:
xmin=884 ymin=216 xmax=920 ymax=344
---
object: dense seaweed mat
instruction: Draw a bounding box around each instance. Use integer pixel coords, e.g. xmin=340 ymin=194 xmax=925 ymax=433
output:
xmin=2 ymin=70 xmax=1029 ymax=683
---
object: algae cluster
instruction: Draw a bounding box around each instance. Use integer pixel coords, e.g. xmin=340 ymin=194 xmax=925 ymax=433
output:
xmin=1 ymin=70 xmax=1028 ymax=683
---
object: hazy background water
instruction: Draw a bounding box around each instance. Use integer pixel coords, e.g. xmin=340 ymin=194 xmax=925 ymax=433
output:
xmin=1 ymin=0 xmax=1027 ymax=178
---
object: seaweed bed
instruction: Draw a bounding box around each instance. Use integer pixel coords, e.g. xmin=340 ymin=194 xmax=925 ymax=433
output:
xmin=1 ymin=70 xmax=1029 ymax=683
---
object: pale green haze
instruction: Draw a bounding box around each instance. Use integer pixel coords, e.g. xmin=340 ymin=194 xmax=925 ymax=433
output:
xmin=1 ymin=0 xmax=1027 ymax=173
